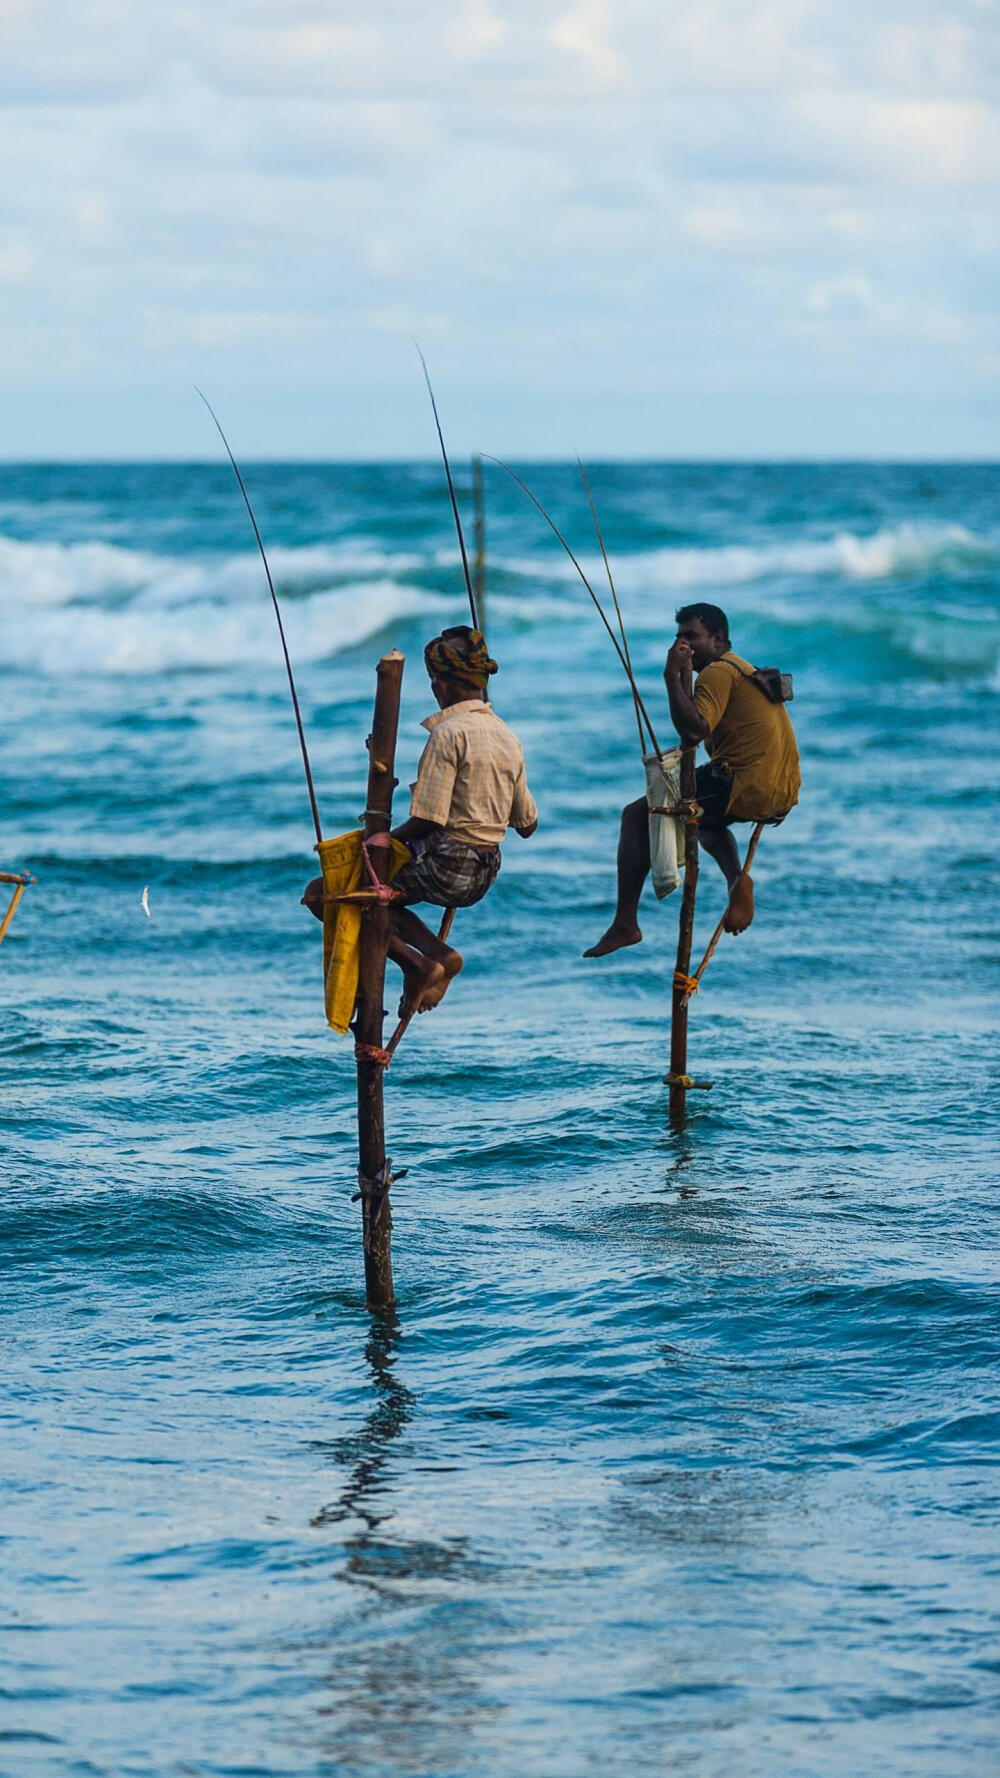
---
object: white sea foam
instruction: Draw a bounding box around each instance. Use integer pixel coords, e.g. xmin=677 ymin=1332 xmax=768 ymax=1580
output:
xmin=0 ymin=579 xmax=450 ymax=675
xmin=0 ymin=534 xmax=158 ymax=606
xmin=0 ymin=532 xmax=429 ymax=611
xmin=0 ymin=518 xmax=995 ymax=675
xmin=508 ymin=521 xmax=997 ymax=594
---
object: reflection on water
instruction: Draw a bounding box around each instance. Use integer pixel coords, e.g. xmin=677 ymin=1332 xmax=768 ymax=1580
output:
xmin=311 ymin=1314 xmax=414 ymax=1548
xmin=308 ymin=1315 xmax=506 ymax=1773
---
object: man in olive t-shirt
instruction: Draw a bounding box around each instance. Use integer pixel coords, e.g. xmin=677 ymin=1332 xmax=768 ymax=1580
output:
xmin=584 ymin=601 xmax=800 ymax=957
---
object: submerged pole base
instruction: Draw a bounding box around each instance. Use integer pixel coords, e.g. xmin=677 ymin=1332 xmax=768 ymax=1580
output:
xmin=666 ymin=1071 xmax=714 ymax=1125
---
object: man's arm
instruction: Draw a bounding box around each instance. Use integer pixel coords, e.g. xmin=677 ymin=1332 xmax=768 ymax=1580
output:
xmin=509 ymin=760 xmax=538 ymax=838
xmin=391 ymin=815 xmax=444 ymax=845
xmin=664 ymin=639 xmax=709 ymax=742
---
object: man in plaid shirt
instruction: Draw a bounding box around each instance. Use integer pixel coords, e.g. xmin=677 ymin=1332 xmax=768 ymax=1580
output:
xmin=387 ymin=625 xmax=537 ymax=1015
xmin=302 ymin=625 xmax=537 ymax=1017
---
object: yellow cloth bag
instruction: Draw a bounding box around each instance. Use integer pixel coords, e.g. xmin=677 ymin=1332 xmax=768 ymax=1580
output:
xmin=316 ymin=830 xmax=411 ymax=1035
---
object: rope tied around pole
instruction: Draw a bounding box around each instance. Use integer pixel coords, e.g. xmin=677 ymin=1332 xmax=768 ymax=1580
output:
xmin=673 ymin=971 xmax=700 ymax=997
xmin=324 ymin=888 xmax=404 ymax=907
xmin=359 ymin=833 xmax=398 ymax=906
xmin=352 ymin=1156 xmax=409 ymax=1253
xmin=354 ymin=1042 xmax=392 ymax=1067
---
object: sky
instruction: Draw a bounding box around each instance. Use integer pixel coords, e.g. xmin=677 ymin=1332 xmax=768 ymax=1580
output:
xmin=0 ymin=0 xmax=997 ymax=459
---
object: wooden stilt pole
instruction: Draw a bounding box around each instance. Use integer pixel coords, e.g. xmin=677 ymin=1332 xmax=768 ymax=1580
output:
xmin=472 ymin=453 xmax=486 ymax=633
xmin=682 ymin=822 xmax=765 ymax=1005
xmin=0 ymin=872 xmax=34 ymax=950
xmin=668 ymin=663 xmax=700 ymax=1122
xmin=355 ymin=651 xmax=404 ymax=1311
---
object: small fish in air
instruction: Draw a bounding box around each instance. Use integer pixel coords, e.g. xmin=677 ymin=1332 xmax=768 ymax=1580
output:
xmin=141 ymin=887 xmax=151 ymax=919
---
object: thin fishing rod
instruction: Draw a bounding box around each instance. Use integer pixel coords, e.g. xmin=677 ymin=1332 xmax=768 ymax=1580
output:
xmin=197 ymin=389 xmax=323 ymax=846
xmin=415 ymin=344 xmax=480 ymax=633
xmin=483 ymin=455 xmax=662 ymax=754
xmin=576 ymin=456 xmax=655 ymax=757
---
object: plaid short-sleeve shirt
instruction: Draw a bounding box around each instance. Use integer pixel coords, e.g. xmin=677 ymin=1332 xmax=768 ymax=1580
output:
xmin=408 ymin=700 xmax=538 ymax=846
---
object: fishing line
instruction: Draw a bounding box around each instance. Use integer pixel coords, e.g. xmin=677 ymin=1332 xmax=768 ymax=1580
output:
xmin=414 ymin=344 xmax=481 ymax=633
xmin=483 ymin=455 xmax=662 ymax=755
xmin=576 ymin=455 xmax=657 ymax=757
xmin=197 ymin=389 xmax=323 ymax=846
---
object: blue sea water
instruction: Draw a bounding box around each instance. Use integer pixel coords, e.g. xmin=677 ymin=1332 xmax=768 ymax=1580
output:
xmin=0 ymin=461 xmax=997 ymax=1777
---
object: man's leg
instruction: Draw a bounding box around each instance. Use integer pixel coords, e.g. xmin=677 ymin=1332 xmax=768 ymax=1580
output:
xmin=391 ymin=905 xmax=463 ymax=1014
xmin=583 ymin=797 xmax=649 ymax=957
xmin=300 ymin=876 xmax=457 ymax=1012
xmin=388 ymin=929 xmax=447 ymax=1016
xmin=698 ymin=822 xmax=754 ymax=934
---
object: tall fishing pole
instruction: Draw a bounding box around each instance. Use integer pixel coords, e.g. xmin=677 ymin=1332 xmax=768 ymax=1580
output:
xmin=415 ymin=345 xmax=481 ymax=634
xmin=484 ymin=455 xmax=662 ymax=755
xmin=197 ymin=389 xmax=323 ymax=847
xmin=576 ymin=456 xmax=653 ymax=758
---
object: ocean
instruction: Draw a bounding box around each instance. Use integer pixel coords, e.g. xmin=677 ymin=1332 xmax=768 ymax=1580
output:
xmin=1 ymin=461 xmax=997 ymax=1776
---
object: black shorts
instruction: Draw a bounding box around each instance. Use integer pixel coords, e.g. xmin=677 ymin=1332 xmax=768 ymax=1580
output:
xmin=694 ymin=761 xmax=791 ymax=830
xmin=695 ymin=761 xmax=735 ymax=827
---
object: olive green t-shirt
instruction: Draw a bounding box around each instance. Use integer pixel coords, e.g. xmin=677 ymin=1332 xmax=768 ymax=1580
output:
xmin=693 ymin=652 xmax=801 ymax=821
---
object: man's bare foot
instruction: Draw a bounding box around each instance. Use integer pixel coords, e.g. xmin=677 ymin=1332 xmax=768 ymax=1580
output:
xmin=416 ymin=948 xmax=463 ymax=1013
xmin=583 ymin=922 xmax=643 ymax=958
xmin=397 ymin=956 xmax=446 ymax=1018
xmin=723 ymin=874 xmax=754 ymax=935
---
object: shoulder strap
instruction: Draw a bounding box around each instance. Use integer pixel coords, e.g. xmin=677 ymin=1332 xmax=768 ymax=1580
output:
xmin=719 ymin=652 xmax=756 ymax=681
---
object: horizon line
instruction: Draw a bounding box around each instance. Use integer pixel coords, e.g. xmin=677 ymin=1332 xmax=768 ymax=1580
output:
xmin=0 ymin=454 xmax=998 ymax=469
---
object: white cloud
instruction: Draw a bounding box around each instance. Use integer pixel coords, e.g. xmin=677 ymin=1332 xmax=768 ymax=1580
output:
xmin=0 ymin=0 xmax=996 ymax=455
xmin=549 ymin=2 xmax=625 ymax=83
xmin=0 ymin=241 xmax=32 ymax=283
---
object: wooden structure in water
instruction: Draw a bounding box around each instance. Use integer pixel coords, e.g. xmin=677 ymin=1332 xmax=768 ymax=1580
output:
xmin=353 ymin=651 xmax=404 ymax=1311
xmin=665 ymin=657 xmax=765 ymax=1122
xmin=0 ymin=871 xmax=34 ymax=950
xmin=667 ymin=711 xmax=700 ymax=1122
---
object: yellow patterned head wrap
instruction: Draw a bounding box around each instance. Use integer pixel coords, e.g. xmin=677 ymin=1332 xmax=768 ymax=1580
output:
xmin=424 ymin=626 xmax=498 ymax=691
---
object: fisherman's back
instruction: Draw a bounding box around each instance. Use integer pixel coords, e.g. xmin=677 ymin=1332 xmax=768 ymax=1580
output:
xmin=410 ymin=699 xmax=537 ymax=846
xmin=694 ymin=651 xmax=800 ymax=821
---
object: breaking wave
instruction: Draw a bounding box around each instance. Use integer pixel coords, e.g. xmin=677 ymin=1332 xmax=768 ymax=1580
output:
xmin=0 ymin=518 xmax=996 ymax=676
xmin=0 ymin=577 xmax=451 ymax=675
xmin=0 ymin=532 xmax=427 ymax=611
xmin=521 ymin=520 xmax=998 ymax=593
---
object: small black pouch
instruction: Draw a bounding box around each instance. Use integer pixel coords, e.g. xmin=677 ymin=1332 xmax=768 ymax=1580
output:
xmin=751 ymin=666 xmax=794 ymax=703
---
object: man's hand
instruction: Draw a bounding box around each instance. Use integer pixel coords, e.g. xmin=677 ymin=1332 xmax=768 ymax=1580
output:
xmin=663 ymin=638 xmax=709 ymax=742
xmin=514 ymin=818 xmax=538 ymax=838
xmin=665 ymin=638 xmax=693 ymax=682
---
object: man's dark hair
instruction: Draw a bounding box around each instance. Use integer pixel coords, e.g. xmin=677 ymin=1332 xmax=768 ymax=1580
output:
xmin=675 ymin=602 xmax=730 ymax=641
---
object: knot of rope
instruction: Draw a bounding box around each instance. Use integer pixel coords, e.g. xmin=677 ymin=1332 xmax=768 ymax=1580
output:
xmin=673 ymin=971 xmax=699 ymax=997
xmin=358 ymin=832 xmax=397 ymax=906
xmin=324 ymin=887 xmax=402 ymax=907
xmin=354 ymin=1042 xmax=392 ymax=1067
xmin=352 ymin=1155 xmax=410 ymax=1252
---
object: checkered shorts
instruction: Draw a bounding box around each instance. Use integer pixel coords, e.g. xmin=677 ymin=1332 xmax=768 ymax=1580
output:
xmin=393 ymin=833 xmax=501 ymax=909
